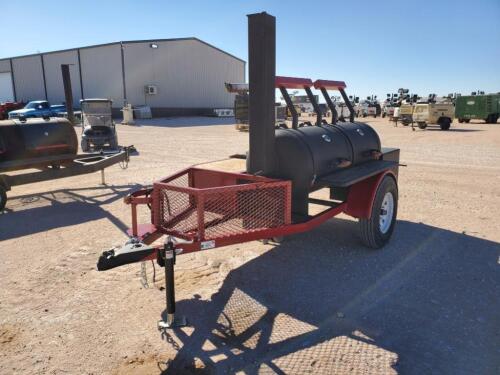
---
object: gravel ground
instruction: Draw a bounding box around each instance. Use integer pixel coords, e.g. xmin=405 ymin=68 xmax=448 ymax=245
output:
xmin=1 ymin=116 xmax=499 ymax=374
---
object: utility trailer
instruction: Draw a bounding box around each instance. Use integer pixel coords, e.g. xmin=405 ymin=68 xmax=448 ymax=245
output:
xmin=0 ymin=148 xmax=131 ymax=210
xmin=96 ymin=12 xmax=400 ymax=330
xmin=455 ymin=93 xmax=500 ymax=124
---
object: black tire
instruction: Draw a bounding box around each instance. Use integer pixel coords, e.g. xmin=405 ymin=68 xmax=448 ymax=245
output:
xmin=439 ymin=118 xmax=451 ymax=130
xmin=359 ymin=176 xmax=398 ymax=249
xmin=109 ymin=136 xmax=119 ymax=150
xmin=458 ymin=118 xmax=464 ymax=123
xmin=0 ymin=186 xmax=7 ymax=211
xmin=417 ymin=122 xmax=427 ymax=129
xmin=81 ymin=139 xmax=90 ymax=152
xmin=464 ymin=119 xmax=470 ymax=123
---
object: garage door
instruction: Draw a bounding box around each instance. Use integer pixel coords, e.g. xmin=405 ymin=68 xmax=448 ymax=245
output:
xmin=0 ymin=72 xmax=14 ymax=102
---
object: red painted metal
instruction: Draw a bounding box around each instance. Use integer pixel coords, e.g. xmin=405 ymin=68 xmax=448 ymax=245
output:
xmin=345 ymin=170 xmax=396 ymax=218
xmin=151 ymin=168 xmax=291 ymax=242
xmin=123 ymin=167 xmax=396 ymax=263
xmin=313 ymin=79 xmax=347 ymax=90
xmin=275 ymin=76 xmax=313 ymax=89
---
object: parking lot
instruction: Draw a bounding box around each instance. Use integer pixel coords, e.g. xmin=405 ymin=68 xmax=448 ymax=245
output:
xmin=1 ymin=117 xmax=499 ymax=374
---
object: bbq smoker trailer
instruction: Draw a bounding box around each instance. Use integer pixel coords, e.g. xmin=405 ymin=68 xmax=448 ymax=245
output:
xmin=97 ymin=12 xmax=400 ymax=329
xmin=0 ymin=117 xmax=132 ymax=210
xmin=0 ymin=64 xmax=134 ymax=210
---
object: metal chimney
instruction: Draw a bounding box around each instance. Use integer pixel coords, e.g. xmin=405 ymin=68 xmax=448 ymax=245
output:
xmin=247 ymin=12 xmax=276 ymax=175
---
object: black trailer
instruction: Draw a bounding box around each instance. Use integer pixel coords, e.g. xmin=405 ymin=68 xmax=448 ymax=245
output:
xmin=0 ymin=148 xmax=132 ymax=210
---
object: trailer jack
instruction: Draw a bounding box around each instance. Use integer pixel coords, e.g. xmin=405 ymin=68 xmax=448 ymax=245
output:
xmin=157 ymin=239 xmax=187 ymax=329
xmin=97 ymin=237 xmax=187 ymax=329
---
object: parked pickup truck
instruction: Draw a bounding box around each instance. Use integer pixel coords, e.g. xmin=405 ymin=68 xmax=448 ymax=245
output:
xmin=8 ymin=101 xmax=66 ymax=119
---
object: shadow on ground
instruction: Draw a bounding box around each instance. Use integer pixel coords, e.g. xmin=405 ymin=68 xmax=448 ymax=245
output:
xmin=132 ymin=117 xmax=235 ymax=128
xmin=0 ymin=184 xmax=140 ymax=241
xmin=158 ymin=219 xmax=499 ymax=374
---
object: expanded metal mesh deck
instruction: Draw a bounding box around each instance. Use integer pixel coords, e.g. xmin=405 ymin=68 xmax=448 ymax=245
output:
xmin=152 ymin=168 xmax=291 ymax=241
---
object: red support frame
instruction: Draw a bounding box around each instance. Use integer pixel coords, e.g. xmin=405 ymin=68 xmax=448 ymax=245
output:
xmin=122 ymin=168 xmax=397 ymax=264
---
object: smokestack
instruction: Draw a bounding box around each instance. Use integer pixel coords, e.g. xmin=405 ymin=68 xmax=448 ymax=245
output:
xmin=247 ymin=12 xmax=276 ymax=175
xmin=61 ymin=64 xmax=75 ymax=125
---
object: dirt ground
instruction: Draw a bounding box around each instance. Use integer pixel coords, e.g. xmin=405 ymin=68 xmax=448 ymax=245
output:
xmin=1 ymin=116 xmax=499 ymax=375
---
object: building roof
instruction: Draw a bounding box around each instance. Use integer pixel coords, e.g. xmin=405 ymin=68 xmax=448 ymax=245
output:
xmin=0 ymin=37 xmax=245 ymax=64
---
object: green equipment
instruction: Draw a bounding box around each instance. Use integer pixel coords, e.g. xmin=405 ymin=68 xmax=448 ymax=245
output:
xmin=455 ymin=93 xmax=500 ymax=124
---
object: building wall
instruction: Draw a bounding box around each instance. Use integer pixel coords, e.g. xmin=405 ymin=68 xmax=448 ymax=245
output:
xmin=123 ymin=39 xmax=244 ymax=108
xmin=79 ymin=44 xmax=124 ymax=106
xmin=43 ymin=50 xmax=82 ymax=105
xmin=0 ymin=59 xmax=10 ymax=72
xmin=11 ymin=55 xmax=46 ymax=102
xmin=2 ymin=39 xmax=245 ymax=112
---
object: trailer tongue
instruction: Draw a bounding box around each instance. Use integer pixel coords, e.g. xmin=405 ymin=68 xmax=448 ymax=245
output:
xmin=97 ymin=12 xmax=400 ymax=329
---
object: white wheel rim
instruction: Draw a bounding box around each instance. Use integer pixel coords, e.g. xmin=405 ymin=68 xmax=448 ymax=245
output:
xmin=379 ymin=192 xmax=394 ymax=234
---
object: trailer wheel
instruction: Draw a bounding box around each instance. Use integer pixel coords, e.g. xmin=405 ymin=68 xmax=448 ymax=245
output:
xmin=0 ymin=186 xmax=7 ymax=211
xmin=359 ymin=176 xmax=398 ymax=249
xmin=439 ymin=118 xmax=451 ymax=130
xmin=417 ymin=122 xmax=427 ymax=129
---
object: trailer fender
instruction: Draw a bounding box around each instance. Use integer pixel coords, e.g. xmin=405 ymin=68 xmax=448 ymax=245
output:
xmin=344 ymin=171 xmax=397 ymax=219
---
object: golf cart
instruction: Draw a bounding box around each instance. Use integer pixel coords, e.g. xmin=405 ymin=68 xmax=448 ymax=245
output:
xmin=80 ymin=99 xmax=118 ymax=152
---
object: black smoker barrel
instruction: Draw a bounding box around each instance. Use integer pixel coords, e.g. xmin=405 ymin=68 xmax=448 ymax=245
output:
xmin=246 ymin=12 xmax=383 ymax=217
xmin=0 ymin=118 xmax=78 ymax=169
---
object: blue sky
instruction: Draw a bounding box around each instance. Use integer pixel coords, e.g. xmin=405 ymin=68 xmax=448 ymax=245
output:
xmin=1 ymin=0 xmax=499 ymax=99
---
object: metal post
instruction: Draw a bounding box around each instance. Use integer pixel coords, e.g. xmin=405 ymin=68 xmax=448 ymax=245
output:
xmin=320 ymin=87 xmax=338 ymax=124
xmin=158 ymin=239 xmax=186 ymax=329
xmin=9 ymin=59 xmax=17 ymax=102
xmin=304 ymin=86 xmax=322 ymax=125
xmin=120 ymin=42 xmax=127 ymax=106
xmin=339 ymin=88 xmax=355 ymax=122
xmin=61 ymin=64 xmax=75 ymax=125
xmin=280 ymin=86 xmax=298 ymax=129
xmin=41 ymin=55 xmax=48 ymax=100
xmin=247 ymin=12 xmax=276 ymax=175
xmin=77 ymin=49 xmax=84 ymax=100
xmin=100 ymin=169 xmax=105 ymax=185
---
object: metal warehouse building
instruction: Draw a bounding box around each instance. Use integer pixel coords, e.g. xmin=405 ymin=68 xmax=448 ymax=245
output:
xmin=0 ymin=38 xmax=245 ymax=116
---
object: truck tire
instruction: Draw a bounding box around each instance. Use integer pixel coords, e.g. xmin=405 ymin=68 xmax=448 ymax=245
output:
xmin=81 ymin=139 xmax=90 ymax=152
xmin=0 ymin=186 xmax=7 ymax=211
xmin=458 ymin=118 xmax=464 ymax=123
xmin=109 ymin=137 xmax=119 ymax=150
xmin=465 ymin=119 xmax=470 ymax=123
xmin=487 ymin=114 xmax=498 ymax=124
xmin=359 ymin=175 xmax=398 ymax=249
xmin=439 ymin=118 xmax=451 ymax=130
xmin=417 ymin=122 xmax=427 ymax=129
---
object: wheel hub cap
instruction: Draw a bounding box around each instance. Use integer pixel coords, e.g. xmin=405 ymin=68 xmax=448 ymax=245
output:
xmin=379 ymin=192 xmax=394 ymax=234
